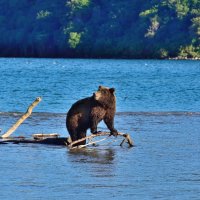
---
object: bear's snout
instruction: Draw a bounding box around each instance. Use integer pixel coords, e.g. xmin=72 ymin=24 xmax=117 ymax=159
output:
xmin=94 ymin=91 xmax=101 ymax=100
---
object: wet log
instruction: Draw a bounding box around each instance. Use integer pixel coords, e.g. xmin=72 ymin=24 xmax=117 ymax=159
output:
xmin=32 ymin=133 xmax=60 ymax=140
xmin=68 ymin=131 xmax=134 ymax=149
xmin=1 ymin=97 xmax=42 ymax=138
xmin=0 ymin=131 xmax=134 ymax=148
xmin=0 ymin=136 xmax=68 ymax=146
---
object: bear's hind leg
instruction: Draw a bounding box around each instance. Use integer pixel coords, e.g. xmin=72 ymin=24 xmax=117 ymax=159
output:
xmin=67 ymin=128 xmax=78 ymax=142
xmin=68 ymin=128 xmax=87 ymax=146
xmin=77 ymin=130 xmax=87 ymax=146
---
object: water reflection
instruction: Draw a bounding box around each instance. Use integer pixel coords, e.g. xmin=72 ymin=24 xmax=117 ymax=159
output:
xmin=67 ymin=147 xmax=116 ymax=178
xmin=68 ymin=147 xmax=115 ymax=165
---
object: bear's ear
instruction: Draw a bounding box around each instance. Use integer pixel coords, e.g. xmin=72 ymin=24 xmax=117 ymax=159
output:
xmin=109 ymin=88 xmax=115 ymax=94
xmin=98 ymin=85 xmax=102 ymax=90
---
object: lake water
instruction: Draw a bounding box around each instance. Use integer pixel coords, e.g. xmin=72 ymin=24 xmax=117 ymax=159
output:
xmin=0 ymin=58 xmax=200 ymax=200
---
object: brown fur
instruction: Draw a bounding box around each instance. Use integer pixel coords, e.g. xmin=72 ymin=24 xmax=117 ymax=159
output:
xmin=66 ymin=86 xmax=118 ymax=146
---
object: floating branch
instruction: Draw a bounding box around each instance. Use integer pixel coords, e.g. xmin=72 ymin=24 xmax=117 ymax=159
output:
xmin=68 ymin=131 xmax=134 ymax=149
xmin=70 ymin=136 xmax=109 ymax=149
xmin=1 ymin=97 xmax=42 ymax=138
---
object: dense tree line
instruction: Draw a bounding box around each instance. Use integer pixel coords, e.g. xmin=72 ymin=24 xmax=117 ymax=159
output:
xmin=0 ymin=0 xmax=199 ymax=58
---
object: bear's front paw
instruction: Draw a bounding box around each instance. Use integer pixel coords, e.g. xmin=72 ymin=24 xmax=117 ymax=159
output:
xmin=110 ymin=130 xmax=118 ymax=137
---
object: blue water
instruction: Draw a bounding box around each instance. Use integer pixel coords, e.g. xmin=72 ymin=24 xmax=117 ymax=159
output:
xmin=0 ymin=58 xmax=200 ymax=200
xmin=0 ymin=58 xmax=200 ymax=112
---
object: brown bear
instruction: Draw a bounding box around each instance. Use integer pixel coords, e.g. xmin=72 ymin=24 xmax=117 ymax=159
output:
xmin=66 ymin=86 xmax=118 ymax=146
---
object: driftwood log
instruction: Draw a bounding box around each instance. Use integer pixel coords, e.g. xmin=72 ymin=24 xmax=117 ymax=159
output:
xmin=1 ymin=97 xmax=42 ymax=138
xmin=0 ymin=132 xmax=134 ymax=148
xmin=0 ymin=136 xmax=68 ymax=145
xmin=68 ymin=131 xmax=134 ymax=149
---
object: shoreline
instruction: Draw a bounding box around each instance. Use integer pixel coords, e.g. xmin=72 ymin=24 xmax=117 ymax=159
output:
xmin=168 ymin=56 xmax=200 ymax=60
xmin=0 ymin=56 xmax=199 ymax=60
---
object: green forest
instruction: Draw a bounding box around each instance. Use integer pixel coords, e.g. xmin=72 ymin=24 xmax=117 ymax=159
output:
xmin=0 ymin=0 xmax=199 ymax=59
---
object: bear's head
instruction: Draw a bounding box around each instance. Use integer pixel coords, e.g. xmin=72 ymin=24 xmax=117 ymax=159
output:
xmin=93 ymin=86 xmax=116 ymax=108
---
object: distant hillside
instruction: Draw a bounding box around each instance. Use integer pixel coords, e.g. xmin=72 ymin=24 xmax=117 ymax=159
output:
xmin=0 ymin=0 xmax=199 ymax=59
